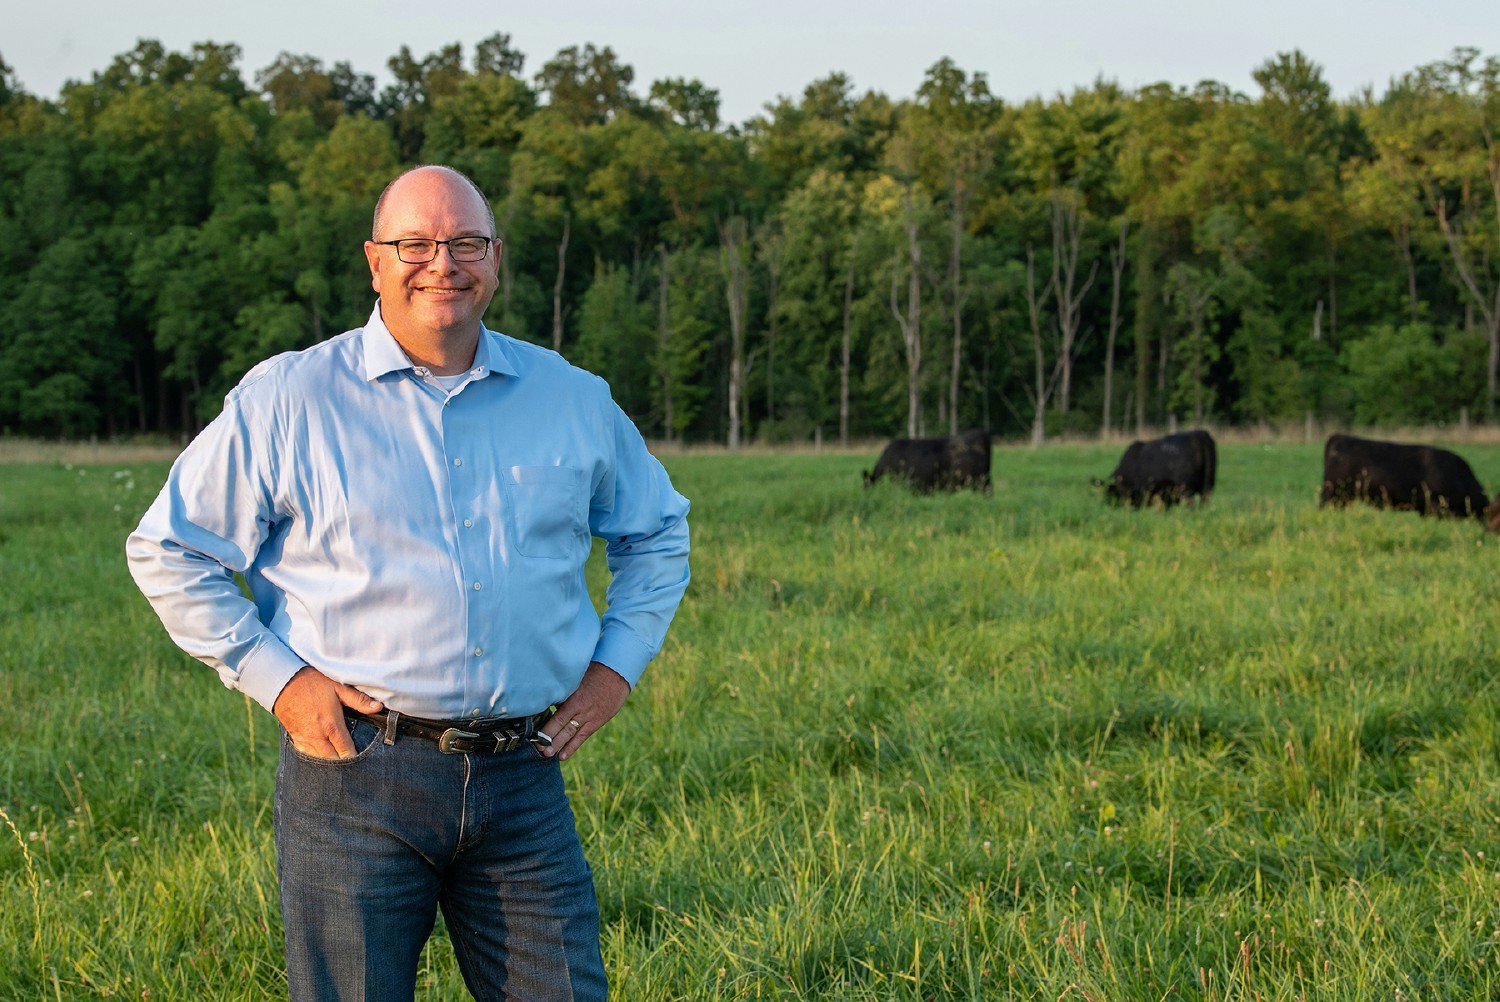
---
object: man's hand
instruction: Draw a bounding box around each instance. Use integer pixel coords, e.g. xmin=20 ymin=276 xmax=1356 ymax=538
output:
xmin=538 ymin=661 xmax=630 ymax=762
xmin=273 ymin=665 xmax=385 ymax=759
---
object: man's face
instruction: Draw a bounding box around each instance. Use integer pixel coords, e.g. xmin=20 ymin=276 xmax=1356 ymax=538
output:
xmin=363 ymin=169 xmax=501 ymax=344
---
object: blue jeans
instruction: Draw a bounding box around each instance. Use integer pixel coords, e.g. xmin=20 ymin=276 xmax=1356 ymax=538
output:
xmin=274 ymin=717 xmax=607 ymax=1001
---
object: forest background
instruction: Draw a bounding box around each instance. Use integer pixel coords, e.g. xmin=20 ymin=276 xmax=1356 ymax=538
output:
xmin=1 ymin=35 xmax=1499 ymax=447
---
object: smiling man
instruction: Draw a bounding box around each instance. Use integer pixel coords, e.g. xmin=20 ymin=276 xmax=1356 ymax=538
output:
xmin=364 ymin=167 xmax=499 ymax=373
xmin=127 ymin=164 xmax=691 ymax=1001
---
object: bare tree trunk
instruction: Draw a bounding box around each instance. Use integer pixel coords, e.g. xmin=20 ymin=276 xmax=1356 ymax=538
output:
xmin=1157 ymin=318 xmax=1169 ymax=405
xmin=309 ymin=287 xmax=323 ymax=343
xmin=551 ymin=212 xmax=571 ymax=353
xmin=840 ymin=232 xmax=859 ymax=448
xmin=1190 ymin=303 xmax=1207 ymax=424
xmin=1167 ymin=265 xmax=1216 ymax=426
xmin=1133 ymin=224 xmax=1162 ymax=435
xmin=1327 ymin=245 xmax=1339 ymax=345
xmin=1436 ymin=200 xmax=1500 ymax=419
xmin=1398 ymin=223 xmax=1418 ymax=323
xmin=657 ymin=245 xmax=673 ymax=442
xmin=133 ymin=353 xmax=147 ymax=433
xmin=1102 ymin=218 xmax=1129 ymax=438
xmin=718 ymin=217 xmax=749 ymax=450
xmin=763 ymin=234 xmax=782 ymax=439
xmin=948 ymin=176 xmax=968 ymax=436
xmin=888 ymin=181 xmax=923 ymax=437
xmin=498 ymin=204 xmax=517 ymax=323
xmin=1050 ymin=192 xmax=1100 ymax=416
xmin=905 ymin=189 xmax=922 ymax=437
xmin=1025 ymin=247 xmax=1058 ymax=446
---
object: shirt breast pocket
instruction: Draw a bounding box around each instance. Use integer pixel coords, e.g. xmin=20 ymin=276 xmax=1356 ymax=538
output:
xmin=504 ymin=466 xmax=586 ymax=559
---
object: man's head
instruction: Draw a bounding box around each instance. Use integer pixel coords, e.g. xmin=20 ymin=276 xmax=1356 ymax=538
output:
xmin=363 ymin=165 xmax=501 ymax=349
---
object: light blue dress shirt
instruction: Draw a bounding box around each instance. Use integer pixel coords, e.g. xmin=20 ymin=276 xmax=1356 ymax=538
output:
xmin=127 ymin=306 xmax=691 ymax=720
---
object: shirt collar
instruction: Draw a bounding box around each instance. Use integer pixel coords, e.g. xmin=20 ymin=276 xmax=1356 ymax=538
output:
xmin=359 ymin=303 xmax=520 ymax=382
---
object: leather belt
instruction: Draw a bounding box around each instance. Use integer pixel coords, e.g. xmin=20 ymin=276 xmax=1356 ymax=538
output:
xmin=349 ymin=708 xmax=553 ymax=754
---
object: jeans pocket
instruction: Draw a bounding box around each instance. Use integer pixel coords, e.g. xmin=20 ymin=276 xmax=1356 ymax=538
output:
xmin=284 ymin=717 xmax=382 ymax=764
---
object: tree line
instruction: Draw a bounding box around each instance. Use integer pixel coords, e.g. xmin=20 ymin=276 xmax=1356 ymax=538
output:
xmin=1 ymin=36 xmax=1497 ymax=445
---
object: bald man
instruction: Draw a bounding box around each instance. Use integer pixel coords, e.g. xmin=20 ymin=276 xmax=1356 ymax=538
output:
xmin=128 ymin=165 xmax=691 ymax=1001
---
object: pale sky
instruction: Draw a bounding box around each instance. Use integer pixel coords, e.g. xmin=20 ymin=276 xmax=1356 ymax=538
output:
xmin=5 ymin=0 xmax=1496 ymax=125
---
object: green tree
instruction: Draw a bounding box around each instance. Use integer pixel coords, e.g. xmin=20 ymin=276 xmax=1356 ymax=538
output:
xmin=1340 ymin=322 xmax=1486 ymax=424
xmin=572 ymin=259 xmax=654 ymax=419
xmin=772 ymin=170 xmax=861 ymax=441
xmin=534 ymin=44 xmax=637 ymax=126
xmin=1404 ymin=49 xmax=1500 ymax=418
xmin=2 ymin=239 xmax=126 ymax=436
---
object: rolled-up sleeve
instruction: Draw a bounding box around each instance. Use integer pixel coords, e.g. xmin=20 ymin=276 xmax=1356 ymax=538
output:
xmin=125 ymin=397 xmax=308 ymax=711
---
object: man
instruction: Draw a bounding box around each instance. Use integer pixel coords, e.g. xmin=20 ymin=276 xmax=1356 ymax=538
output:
xmin=126 ymin=164 xmax=691 ymax=1001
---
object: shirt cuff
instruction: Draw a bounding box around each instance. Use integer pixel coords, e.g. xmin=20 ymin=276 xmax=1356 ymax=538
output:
xmin=591 ymin=628 xmax=657 ymax=689
xmin=235 ymin=639 xmax=315 ymax=714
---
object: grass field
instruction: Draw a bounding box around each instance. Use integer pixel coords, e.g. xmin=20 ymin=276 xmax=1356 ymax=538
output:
xmin=3 ymin=440 xmax=1499 ymax=1000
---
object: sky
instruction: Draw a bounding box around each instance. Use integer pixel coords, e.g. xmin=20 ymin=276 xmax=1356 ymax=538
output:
xmin=5 ymin=0 xmax=1497 ymax=125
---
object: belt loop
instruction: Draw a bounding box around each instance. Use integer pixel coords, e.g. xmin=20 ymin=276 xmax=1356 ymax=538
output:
xmin=383 ymin=710 xmax=400 ymax=746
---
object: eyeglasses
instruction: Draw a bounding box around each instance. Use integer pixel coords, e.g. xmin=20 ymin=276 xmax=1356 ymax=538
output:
xmin=372 ymin=237 xmax=494 ymax=264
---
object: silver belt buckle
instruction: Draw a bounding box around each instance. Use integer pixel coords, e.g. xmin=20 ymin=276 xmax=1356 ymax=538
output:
xmin=437 ymin=727 xmax=479 ymax=754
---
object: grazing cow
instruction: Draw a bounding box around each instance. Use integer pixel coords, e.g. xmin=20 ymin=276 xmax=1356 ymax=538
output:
xmin=1486 ymin=496 xmax=1500 ymax=533
xmin=1098 ymin=430 xmax=1217 ymax=508
xmin=863 ymin=428 xmax=992 ymax=493
xmin=1319 ymin=434 xmax=1489 ymax=518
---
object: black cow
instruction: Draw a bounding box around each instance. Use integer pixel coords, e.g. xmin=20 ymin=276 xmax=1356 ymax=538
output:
xmin=863 ymin=428 xmax=992 ymax=493
xmin=1319 ymin=434 xmax=1489 ymax=518
xmin=1098 ymin=430 xmax=1217 ymax=508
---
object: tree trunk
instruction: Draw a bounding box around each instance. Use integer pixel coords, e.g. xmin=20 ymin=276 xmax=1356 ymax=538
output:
xmin=1024 ymin=247 xmax=1057 ymax=446
xmin=888 ymin=180 xmax=923 ymax=437
xmin=905 ymin=191 xmax=922 ymax=437
xmin=657 ymin=245 xmax=673 ymax=441
xmin=1050 ymin=192 xmax=1099 ymax=417
xmin=948 ymin=176 xmax=967 ymax=436
xmin=1326 ymin=244 xmax=1339 ymax=346
xmin=1436 ymin=200 xmax=1500 ymax=419
xmin=133 ymin=352 xmax=147 ymax=433
xmin=551 ymin=212 xmax=571 ymax=353
xmin=498 ymin=201 xmax=518 ymax=323
xmin=718 ymin=217 xmax=748 ymax=450
xmin=1102 ymin=218 xmax=1129 ymax=438
xmin=1399 ymin=223 xmax=1418 ymax=323
xmin=1133 ymin=225 xmax=1163 ymax=433
xmin=764 ymin=241 xmax=781 ymax=441
xmin=840 ymin=232 xmax=859 ymax=448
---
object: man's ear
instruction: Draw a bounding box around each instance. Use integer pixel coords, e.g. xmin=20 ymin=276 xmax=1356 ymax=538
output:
xmin=363 ymin=241 xmax=383 ymax=294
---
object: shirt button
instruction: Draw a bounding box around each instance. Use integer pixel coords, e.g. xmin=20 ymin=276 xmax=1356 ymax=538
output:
xmin=473 ymin=647 xmax=484 ymax=657
xmin=473 ymin=581 xmax=482 ymax=591
xmin=453 ymin=458 xmax=463 ymax=467
xmin=463 ymin=519 xmax=473 ymax=528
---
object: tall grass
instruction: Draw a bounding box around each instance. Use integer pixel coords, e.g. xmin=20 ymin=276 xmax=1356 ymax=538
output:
xmin=3 ymin=442 xmax=1498 ymax=999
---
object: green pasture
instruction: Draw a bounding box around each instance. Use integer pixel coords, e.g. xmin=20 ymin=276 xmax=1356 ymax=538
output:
xmin=3 ymin=441 xmax=1498 ymax=1000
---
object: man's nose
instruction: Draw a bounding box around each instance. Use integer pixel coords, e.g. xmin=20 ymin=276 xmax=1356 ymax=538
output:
xmin=425 ymin=244 xmax=459 ymax=268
